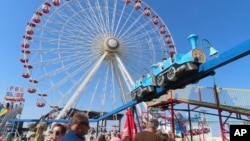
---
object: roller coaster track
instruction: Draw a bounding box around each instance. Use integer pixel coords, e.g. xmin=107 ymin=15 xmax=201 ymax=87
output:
xmin=148 ymin=86 xmax=250 ymax=116
xmin=178 ymin=99 xmax=250 ymax=116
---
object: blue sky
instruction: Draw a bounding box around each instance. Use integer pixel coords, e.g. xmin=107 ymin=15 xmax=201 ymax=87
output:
xmin=1 ymin=0 xmax=250 ymax=133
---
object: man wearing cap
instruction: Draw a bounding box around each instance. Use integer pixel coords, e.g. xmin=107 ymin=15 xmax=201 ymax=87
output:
xmin=134 ymin=119 xmax=161 ymax=141
xmin=60 ymin=112 xmax=90 ymax=141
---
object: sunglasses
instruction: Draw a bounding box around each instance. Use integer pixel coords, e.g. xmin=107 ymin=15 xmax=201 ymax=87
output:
xmin=49 ymin=130 xmax=60 ymax=136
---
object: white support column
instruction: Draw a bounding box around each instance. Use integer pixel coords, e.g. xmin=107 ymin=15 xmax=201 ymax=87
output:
xmin=113 ymin=53 xmax=148 ymax=116
xmin=113 ymin=61 xmax=130 ymax=103
xmin=114 ymin=53 xmax=135 ymax=86
xmin=56 ymin=52 xmax=108 ymax=119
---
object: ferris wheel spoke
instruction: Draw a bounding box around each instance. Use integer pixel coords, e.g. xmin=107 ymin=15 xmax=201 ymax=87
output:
xmin=113 ymin=2 xmax=126 ymax=36
xmin=104 ymin=0 xmax=113 ymax=36
xmin=30 ymin=49 xmax=95 ymax=71
xmin=121 ymin=24 xmax=160 ymax=43
xmin=85 ymin=0 xmax=108 ymax=36
xmin=33 ymin=53 xmax=98 ymax=85
xmin=38 ymin=54 xmax=99 ymax=84
xmin=110 ymin=0 xmax=117 ymax=35
xmin=94 ymin=0 xmax=110 ymax=36
xmin=117 ymin=14 xmax=146 ymax=39
xmin=54 ymin=2 xmax=105 ymax=36
xmin=119 ymin=20 xmax=153 ymax=41
xmin=114 ymin=4 xmax=135 ymax=37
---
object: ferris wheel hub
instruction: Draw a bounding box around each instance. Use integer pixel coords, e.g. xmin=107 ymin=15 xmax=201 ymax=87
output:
xmin=104 ymin=37 xmax=120 ymax=52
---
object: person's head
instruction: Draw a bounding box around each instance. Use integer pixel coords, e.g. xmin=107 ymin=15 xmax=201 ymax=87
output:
xmin=50 ymin=123 xmax=67 ymax=141
xmin=160 ymin=133 xmax=169 ymax=141
xmin=106 ymin=134 xmax=111 ymax=140
xmin=122 ymin=136 xmax=132 ymax=141
xmin=70 ymin=112 xmax=90 ymax=136
xmin=146 ymin=119 xmax=159 ymax=133
xmin=168 ymin=131 xmax=174 ymax=138
xmin=156 ymin=129 xmax=162 ymax=136
xmin=96 ymin=134 xmax=106 ymax=141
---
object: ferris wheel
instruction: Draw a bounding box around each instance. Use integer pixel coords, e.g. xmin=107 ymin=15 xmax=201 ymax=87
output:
xmin=20 ymin=0 xmax=176 ymax=119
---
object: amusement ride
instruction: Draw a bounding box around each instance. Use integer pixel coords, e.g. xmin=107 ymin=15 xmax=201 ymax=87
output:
xmin=19 ymin=0 xmax=175 ymax=119
xmin=1 ymin=0 xmax=250 ymax=141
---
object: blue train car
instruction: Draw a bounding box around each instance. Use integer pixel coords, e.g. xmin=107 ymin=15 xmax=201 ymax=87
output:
xmin=131 ymin=73 xmax=155 ymax=101
xmin=131 ymin=34 xmax=206 ymax=101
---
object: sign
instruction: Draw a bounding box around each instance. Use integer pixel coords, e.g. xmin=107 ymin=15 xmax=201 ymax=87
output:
xmin=4 ymin=86 xmax=25 ymax=102
xmin=230 ymin=125 xmax=250 ymax=140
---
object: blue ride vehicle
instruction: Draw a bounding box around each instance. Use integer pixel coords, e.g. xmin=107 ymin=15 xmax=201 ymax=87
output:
xmin=131 ymin=34 xmax=207 ymax=101
xmin=131 ymin=73 xmax=156 ymax=101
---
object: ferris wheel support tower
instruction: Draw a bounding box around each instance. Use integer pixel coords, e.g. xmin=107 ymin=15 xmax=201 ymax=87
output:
xmin=56 ymin=51 xmax=108 ymax=119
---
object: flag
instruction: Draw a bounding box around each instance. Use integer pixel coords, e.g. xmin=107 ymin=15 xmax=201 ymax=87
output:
xmin=121 ymin=108 xmax=137 ymax=141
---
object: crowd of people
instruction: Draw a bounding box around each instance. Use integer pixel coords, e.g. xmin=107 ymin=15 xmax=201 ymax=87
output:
xmin=41 ymin=113 xmax=175 ymax=141
xmin=14 ymin=112 xmax=176 ymax=141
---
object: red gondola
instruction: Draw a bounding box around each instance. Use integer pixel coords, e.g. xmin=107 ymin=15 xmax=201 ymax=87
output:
xmin=32 ymin=11 xmax=43 ymax=23
xmin=135 ymin=0 xmax=141 ymax=10
xmin=38 ymin=93 xmax=47 ymax=97
xmin=169 ymin=45 xmax=176 ymax=55
xmin=152 ymin=15 xmax=159 ymax=25
xmin=42 ymin=2 xmax=51 ymax=14
xmin=36 ymin=102 xmax=45 ymax=107
xmin=21 ymin=40 xmax=30 ymax=48
xmin=159 ymin=24 xmax=166 ymax=34
xmin=27 ymin=88 xmax=36 ymax=93
xmin=23 ymin=35 xmax=32 ymax=40
xmin=165 ymin=34 xmax=172 ymax=44
xmin=21 ymin=49 xmax=31 ymax=55
xmin=29 ymin=79 xmax=39 ymax=84
xmin=124 ymin=0 xmax=131 ymax=4
xmin=144 ymin=7 xmax=150 ymax=16
xmin=20 ymin=57 xmax=29 ymax=63
xmin=26 ymin=22 xmax=36 ymax=35
xmin=21 ymin=35 xmax=32 ymax=48
xmin=36 ymin=97 xmax=45 ymax=107
xmin=53 ymin=0 xmax=60 ymax=6
xmin=22 ymin=73 xmax=30 ymax=78
xmin=24 ymin=64 xmax=33 ymax=69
